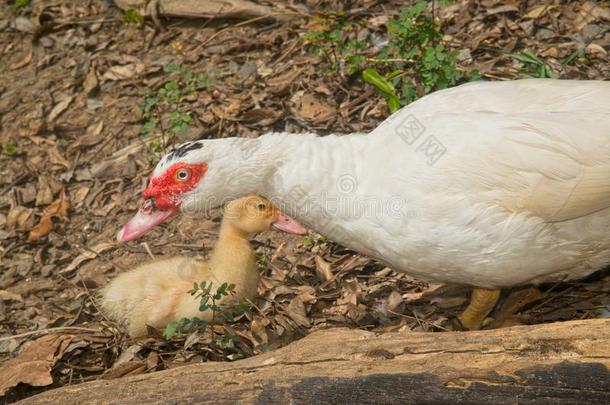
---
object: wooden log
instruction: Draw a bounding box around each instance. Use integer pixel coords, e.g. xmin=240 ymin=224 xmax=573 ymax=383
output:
xmin=20 ymin=319 xmax=610 ymax=404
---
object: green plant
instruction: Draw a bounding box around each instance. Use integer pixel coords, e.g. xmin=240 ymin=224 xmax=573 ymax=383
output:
xmin=304 ymin=2 xmax=467 ymax=110
xmin=371 ymin=1 xmax=464 ymax=106
xmin=163 ymin=281 xmax=252 ymax=339
xmin=302 ymin=13 xmax=366 ymax=75
xmin=509 ymin=51 xmax=557 ymax=79
xmin=10 ymin=0 xmax=31 ymax=12
xmin=3 ymin=143 xmax=17 ymax=155
xmin=138 ymin=64 xmax=212 ymax=162
xmin=302 ymin=235 xmax=315 ymax=249
xmin=123 ymin=7 xmax=144 ymax=25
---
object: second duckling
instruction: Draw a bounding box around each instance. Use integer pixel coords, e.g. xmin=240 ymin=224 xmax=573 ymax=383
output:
xmin=100 ymin=195 xmax=306 ymax=337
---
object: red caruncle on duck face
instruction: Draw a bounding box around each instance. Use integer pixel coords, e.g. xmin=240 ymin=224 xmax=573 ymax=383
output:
xmin=143 ymin=162 xmax=208 ymax=211
xmin=116 ymin=162 xmax=208 ymax=243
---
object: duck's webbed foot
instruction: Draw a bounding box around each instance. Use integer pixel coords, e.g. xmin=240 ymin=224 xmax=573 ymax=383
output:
xmin=457 ymin=288 xmax=501 ymax=330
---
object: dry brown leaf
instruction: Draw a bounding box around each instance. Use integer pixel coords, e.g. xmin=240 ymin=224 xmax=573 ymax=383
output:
xmin=47 ymin=147 xmax=71 ymax=169
xmin=366 ymin=15 xmax=388 ymax=30
xmin=314 ymin=255 xmax=333 ymax=282
xmin=402 ymin=283 xmax=445 ymax=303
xmin=9 ymin=46 xmax=33 ymax=70
xmin=524 ymin=5 xmax=555 ymax=20
xmin=48 ymin=95 xmax=74 ymax=122
xmin=69 ymin=120 xmax=104 ymax=151
xmin=83 ymin=67 xmax=99 ymax=95
xmin=0 ymin=290 xmax=24 ymax=302
xmin=284 ymin=296 xmax=310 ymax=328
xmin=574 ymin=1 xmax=610 ymax=31
xmin=238 ymin=108 xmax=281 ymax=126
xmin=70 ymin=185 xmax=90 ymax=206
xmin=101 ymin=361 xmax=147 ymax=380
xmin=60 ymin=242 xmax=114 ymax=274
xmin=6 ymin=205 xmax=34 ymax=230
xmin=28 ymin=191 xmax=70 ymax=241
xmin=35 ymin=176 xmax=54 ymax=206
xmin=0 ymin=334 xmax=73 ymax=396
xmin=102 ymin=63 xmax=145 ymax=81
xmin=266 ymin=68 xmax=303 ymax=95
xmin=292 ymin=92 xmax=336 ymax=124
xmin=585 ymin=43 xmax=607 ymax=57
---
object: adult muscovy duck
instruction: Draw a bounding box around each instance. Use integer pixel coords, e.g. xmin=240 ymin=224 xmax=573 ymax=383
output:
xmin=118 ymin=79 xmax=610 ymax=330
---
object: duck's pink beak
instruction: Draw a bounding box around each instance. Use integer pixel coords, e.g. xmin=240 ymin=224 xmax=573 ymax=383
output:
xmin=272 ymin=212 xmax=308 ymax=235
xmin=117 ymin=200 xmax=177 ymax=243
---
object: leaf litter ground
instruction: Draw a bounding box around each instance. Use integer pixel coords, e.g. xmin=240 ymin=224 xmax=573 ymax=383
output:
xmin=0 ymin=0 xmax=608 ymax=402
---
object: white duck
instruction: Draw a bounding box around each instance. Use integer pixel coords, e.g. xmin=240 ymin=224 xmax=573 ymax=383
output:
xmin=118 ymin=79 xmax=610 ymax=330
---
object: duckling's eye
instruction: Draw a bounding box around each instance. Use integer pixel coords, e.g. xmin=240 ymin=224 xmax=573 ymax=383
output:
xmin=257 ymin=203 xmax=267 ymax=210
xmin=175 ymin=169 xmax=190 ymax=182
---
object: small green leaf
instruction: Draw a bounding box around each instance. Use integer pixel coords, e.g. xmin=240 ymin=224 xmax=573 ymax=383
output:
xmin=123 ymin=7 xmax=144 ymax=24
xmin=387 ymin=96 xmax=402 ymax=113
xmin=362 ymin=68 xmax=397 ymax=97
xmin=164 ymin=321 xmax=178 ymax=339
xmin=163 ymin=64 xmax=183 ymax=74
xmin=4 ymin=143 xmax=17 ymax=155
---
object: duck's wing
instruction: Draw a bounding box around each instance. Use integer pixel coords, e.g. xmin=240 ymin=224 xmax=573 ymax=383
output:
xmin=438 ymin=109 xmax=610 ymax=223
xmin=415 ymin=79 xmax=608 ymax=115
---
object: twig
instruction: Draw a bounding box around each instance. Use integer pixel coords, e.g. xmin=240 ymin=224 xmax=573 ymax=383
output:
xmin=365 ymin=57 xmax=415 ymax=64
xmin=196 ymin=12 xmax=306 ymax=50
xmin=0 ymin=327 xmax=102 ymax=342
xmin=141 ymin=241 xmax=156 ymax=260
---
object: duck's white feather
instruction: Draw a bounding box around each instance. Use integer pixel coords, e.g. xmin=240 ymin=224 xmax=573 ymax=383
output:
xmin=170 ymin=79 xmax=610 ymax=288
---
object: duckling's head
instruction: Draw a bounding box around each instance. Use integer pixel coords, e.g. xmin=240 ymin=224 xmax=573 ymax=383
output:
xmin=223 ymin=195 xmax=307 ymax=236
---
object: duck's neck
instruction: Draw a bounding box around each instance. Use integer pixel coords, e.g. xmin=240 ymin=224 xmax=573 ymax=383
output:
xmin=201 ymin=132 xmax=368 ymax=248
xmin=259 ymin=133 xmax=365 ymax=227
xmin=207 ymin=222 xmax=258 ymax=297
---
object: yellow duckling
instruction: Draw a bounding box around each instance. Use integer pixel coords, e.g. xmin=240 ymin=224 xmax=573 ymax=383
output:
xmin=100 ymin=195 xmax=306 ymax=337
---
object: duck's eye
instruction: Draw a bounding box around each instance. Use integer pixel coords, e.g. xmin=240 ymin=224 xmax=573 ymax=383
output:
xmin=257 ymin=203 xmax=267 ymax=210
xmin=175 ymin=169 xmax=190 ymax=181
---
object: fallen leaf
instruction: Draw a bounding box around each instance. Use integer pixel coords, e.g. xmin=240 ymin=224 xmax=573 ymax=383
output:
xmin=101 ymin=361 xmax=147 ymax=380
xmin=102 ymin=63 xmax=144 ymax=81
xmin=28 ymin=191 xmax=70 ymax=241
xmin=69 ymin=120 xmax=104 ymax=151
xmin=284 ymin=296 xmax=310 ymax=328
xmin=48 ymin=95 xmax=75 ymax=122
xmin=60 ymin=242 xmax=114 ymax=274
xmin=10 ymin=46 xmax=33 ymax=70
xmin=574 ymin=1 xmax=610 ymax=31
xmin=495 ymin=287 xmax=544 ymax=323
xmin=429 ymin=295 xmax=468 ymax=308
xmin=0 ymin=334 xmax=73 ymax=396
xmin=6 ymin=205 xmax=34 ymax=230
xmin=238 ymin=108 xmax=281 ymax=126
xmin=366 ymin=15 xmax=388 ymax=30
xmin=585 ymin=43 xmax=607 ymax=57
xmin=47 ymin=147 xmax=71 ymax=169
xmin=13 ymin=17 xmax=36 ymax=33
xmin=292 ymin=92 xmax=336 ymax=124
xmin=35 ymin=176 xmax=54 ymax=206
xmin=0 ymin=290 xmax=24 ymax=302
xmin=266 ymin=68 xmax=303 ymax=95
xmin=524 ymin=5 xmax=555 ymax=19
xmin=402 ymin=283 xmax=446 ymax=303
xmin=83 ymin=67 xmax=99 ymax=95
xmin=70 ymin=186 xmax=90 ymax=206
xmin=314 ymin=255 xmax=333 ymax=282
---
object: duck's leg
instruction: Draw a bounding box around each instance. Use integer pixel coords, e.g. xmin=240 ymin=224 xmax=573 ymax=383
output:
xmin=457 ymin=288 xmax=501 ymax=330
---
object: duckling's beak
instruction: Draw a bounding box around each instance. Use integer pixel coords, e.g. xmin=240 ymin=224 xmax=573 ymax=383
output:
xmin=272 ymin=212 xmax=308 ymax=235
xmin=117 ymin=199 xmax=177 ymax=242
